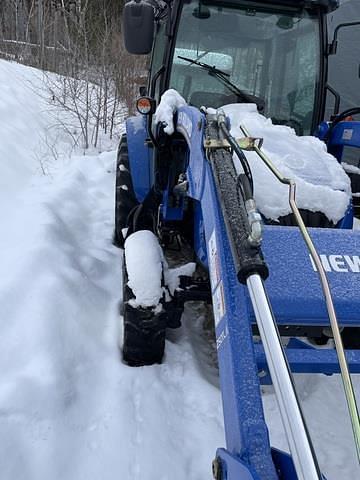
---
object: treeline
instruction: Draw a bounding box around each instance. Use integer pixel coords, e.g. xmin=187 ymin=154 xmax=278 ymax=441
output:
xmin=0 ymin=1 xmax=147 ymax=140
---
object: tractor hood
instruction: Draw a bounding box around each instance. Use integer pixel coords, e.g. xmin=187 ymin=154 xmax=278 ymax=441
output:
xmin=258 ymin=225 xmax=360 ymax=327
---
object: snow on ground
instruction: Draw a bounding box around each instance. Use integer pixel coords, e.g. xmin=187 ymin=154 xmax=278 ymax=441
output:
xmin=0 ymin=60 xmax=359 ymax=480
xmin=0 ymin=61 xmax=50 ymax=211
xmin=0 ymin=61 xmax=223 ymax=480
xmin=342 ymin=162 xmax=360 ymax=175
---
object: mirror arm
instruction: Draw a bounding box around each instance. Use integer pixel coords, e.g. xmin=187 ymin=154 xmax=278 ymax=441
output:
xmin=165 ymin=3 xmax=173 ymax=36
xmin=326 ymin=84 xmax=341 ymax=115
xmin=327 ymin=21 xmax=360 ymax=55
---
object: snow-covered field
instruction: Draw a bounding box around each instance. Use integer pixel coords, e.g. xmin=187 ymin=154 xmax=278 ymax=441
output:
xmin=0 ymin=60 xmax=359 ymax=479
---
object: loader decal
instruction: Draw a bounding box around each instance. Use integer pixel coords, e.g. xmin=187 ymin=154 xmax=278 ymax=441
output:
xmin=213 ymin=282 xmax=226 ymax=327
xmin=208 ymin=231 xmax=226 ymax=326
xmin=208 ymin=230 xmax=221 ymax=291
xmin=177 ymin=111 xmax=193 ymax=142
xmin=309 ymin=254 xmax=360 ymax=273
xmin=216 ymin=325 xmax=229 ymax=350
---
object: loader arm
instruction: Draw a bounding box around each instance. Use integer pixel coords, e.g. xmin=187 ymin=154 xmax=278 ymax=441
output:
xmin=172 ymin=104 xmax=360 ymax=479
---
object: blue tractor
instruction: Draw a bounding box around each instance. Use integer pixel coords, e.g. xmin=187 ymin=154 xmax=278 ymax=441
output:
xmin=115 ymin=0 xmax=360 ymax=478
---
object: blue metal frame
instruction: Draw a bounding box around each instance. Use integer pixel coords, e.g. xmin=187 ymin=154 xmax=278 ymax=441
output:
xmin=126 ymin=115 xmax=153 ymax=202
xmin=177 ymin=106 xmax=281 ymax=479
xmin=175 ymin=105 xmax=359 ymax=479
xmin=316 ymin=120 xmax=360 ymax=163
xmin=327 ymin=121 xmax=360 ymax=162
xmin=317 ymin=118 xmax=360 ymax=228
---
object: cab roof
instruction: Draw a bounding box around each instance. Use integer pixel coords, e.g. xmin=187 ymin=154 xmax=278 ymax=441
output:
xmin=187 ymin=0 xmax=339 ymax=13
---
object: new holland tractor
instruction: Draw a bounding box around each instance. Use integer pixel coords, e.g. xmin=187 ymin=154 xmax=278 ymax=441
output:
xmin=115 ymin=0 xmax=360 ymax=478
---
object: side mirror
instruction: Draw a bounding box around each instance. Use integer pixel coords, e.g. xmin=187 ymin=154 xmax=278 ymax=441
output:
xmin=123 ymin=0 xmax=154 ymax=55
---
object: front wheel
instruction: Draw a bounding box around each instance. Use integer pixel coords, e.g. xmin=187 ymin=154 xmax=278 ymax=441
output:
xmin=114 ymin=135 xmax=139 ymax=248
xmin=122 ymin=265 xmax=167 ymax=366
xmin=122 ymin=231 xmax=167 ymax=366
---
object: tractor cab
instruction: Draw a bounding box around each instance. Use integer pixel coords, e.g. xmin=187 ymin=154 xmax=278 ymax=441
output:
xmin=123 ymin=0 xmax=359 ymax=230
xmin=125 ymin=0 xmax=338 ymax=136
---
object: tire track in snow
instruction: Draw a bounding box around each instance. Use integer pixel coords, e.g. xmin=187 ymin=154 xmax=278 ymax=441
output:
xmin=0 ymin=149 xmax=224 ymax=480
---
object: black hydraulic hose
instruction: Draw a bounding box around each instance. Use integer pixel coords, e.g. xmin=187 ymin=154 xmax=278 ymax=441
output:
xmin=217 ymin=118 xmax=254 ymax=196
xmin=237 ymin=173 xmax=253 ymax=202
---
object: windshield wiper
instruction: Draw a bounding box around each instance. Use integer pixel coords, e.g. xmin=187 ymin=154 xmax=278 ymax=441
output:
xmin=177 ymin=55 xmax=265 ymax=111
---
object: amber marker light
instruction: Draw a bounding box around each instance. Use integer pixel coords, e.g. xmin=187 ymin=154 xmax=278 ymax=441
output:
xmin=136 ymin=97 xmax=154 ymax=115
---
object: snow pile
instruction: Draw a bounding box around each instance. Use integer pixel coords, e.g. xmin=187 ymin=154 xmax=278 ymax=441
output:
xmin=0 ymin=60 xmax=52 ymax=202
xmin=165 ymin=262 xmax=197 ymax=295
xmin=155 ymin=90 xmax=351 ymax=223
xmin=222 ymin=104 xmax=351 ymax=223
xmin=342 ymin=162 xmax=360 ymax=175
xmin=125 ymin=230 xmax=164 ymax=308
xmin=124 ymin=230 xmax=196 ymax=308
xmin=154 ymin=89 xmax=187 ymax=134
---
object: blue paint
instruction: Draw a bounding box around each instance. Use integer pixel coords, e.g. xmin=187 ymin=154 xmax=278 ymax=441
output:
xmin=271 ymin=449 xmax=300 ymax=480
xmin=316 ymin=120 xmax=360 ymax=163
xmin=258 ymin=226 xmax=360 ymax=327
xmin=337 ymin=203 xmax=354 ymax=230
xmin=177 ymin=106 xmax=279 ymax=480
xmin=327 ymin=121 xmax=360 ymax=162
xmin=176 ymin=106 xmax=206 ymax=201
xmin=316 ymin=121 xmax=330 ymax=142
xmin=255 ymin=342 xmax=360 ymax=376
xmin=161 ymin=187 xmax=185 ymax=221
xmin=216 ymin=448 xmax=263 ymax=480
xmin=172 ymin=106 xmax=360 ymax=479
xmin=126 ymin=115 xmax=153 ymax=202
xmin=193 ymin=200 xmax=208 ymax=267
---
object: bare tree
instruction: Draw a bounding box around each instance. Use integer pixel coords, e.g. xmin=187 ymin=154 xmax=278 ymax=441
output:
xmin=0 ymin=0 xmax=142 ymax=148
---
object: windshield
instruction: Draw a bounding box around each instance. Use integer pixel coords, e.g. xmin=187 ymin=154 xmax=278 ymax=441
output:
xmin=169 ymin=1 xmax=321 ymax=135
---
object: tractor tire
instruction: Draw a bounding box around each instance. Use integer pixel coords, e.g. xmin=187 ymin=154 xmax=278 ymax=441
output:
xmin=122 ymin=263 xmax=167 ymax=366
xmin=113 ymin=135 xmax=139 ymax=248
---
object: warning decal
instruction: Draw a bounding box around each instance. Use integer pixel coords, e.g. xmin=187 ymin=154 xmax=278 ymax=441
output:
xmin=208 ymin=230 xmax=221 ymax=292
xmin=213 ymin=281 xmax=226 ymax=326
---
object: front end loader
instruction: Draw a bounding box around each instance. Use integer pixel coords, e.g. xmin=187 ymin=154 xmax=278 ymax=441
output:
xmin=114 ymin=0 xmax=360 ymax=478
